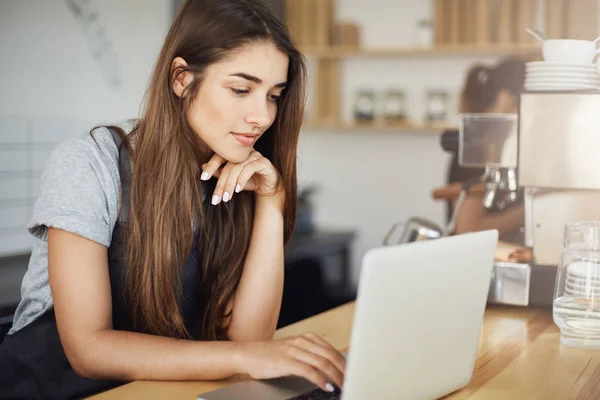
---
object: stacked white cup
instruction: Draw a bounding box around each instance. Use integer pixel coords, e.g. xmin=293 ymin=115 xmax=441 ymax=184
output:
xmin=525 ymin=39 xmax=600 ymax=91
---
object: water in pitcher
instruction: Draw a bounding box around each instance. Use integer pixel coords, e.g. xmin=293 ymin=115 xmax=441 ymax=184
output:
xmin=553 ymin=224 xmax=600 ymax=349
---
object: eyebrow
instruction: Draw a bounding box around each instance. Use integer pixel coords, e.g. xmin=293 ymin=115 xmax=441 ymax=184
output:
xmin=229 ymin=73 xmax=287 ymax=88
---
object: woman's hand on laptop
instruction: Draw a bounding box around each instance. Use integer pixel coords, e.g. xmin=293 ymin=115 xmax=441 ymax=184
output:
xmin=237 ymin=332 xmax=346 ymax=392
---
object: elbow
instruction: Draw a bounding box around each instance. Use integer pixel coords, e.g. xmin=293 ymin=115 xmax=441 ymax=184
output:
xmin=73 ymin=365 xmax=97 ymax=380
xmin=63 ymin=334 xmax=112 ymax=380
xmin=67 ymin=350 xmax=100 ymax=380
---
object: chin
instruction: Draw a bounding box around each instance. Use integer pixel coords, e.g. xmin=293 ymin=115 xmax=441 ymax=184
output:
xmin=219 ymin=146 xmax=253 ymax=164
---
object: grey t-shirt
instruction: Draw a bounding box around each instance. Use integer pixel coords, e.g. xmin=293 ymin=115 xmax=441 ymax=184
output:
xmin=8 ymin=124 xmax=127 ymax=334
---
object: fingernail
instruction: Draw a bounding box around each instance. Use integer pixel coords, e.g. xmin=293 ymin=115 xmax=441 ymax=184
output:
xmin=223 ymin=192 xmax=230 ymax=202
xmin=211 ymin=194 xmax=219 ymax=205
xmin=325 ymin=383 xmax=335 ymax=393
xmin=235 ymin=184 xmax=241 ymax=193
xmin=201 ymin=171 xmax=209 ymax=181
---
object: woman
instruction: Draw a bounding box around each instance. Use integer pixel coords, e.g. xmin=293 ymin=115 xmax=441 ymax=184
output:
xmin=0 ymin=0 xmax=345 ymax=398
xmin=447 ymin=57 xmax=526 ymax=243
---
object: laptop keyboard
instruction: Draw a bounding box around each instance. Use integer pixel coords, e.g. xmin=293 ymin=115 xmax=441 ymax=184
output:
xmin=287 ymin=387 xmax=341 ymax=400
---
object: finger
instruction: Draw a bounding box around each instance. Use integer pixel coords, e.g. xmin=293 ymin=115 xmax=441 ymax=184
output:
xmin=232 ymin=151 xmax=265 ymax=193
xmin=302 ymin=333 xmax=347 ymax=374
xmin=221 ymin=152 xmax=262 ymax=199
xmin=208 ymin=151 xmax=260 ymax=186
xmin=293 ymin=336 xmax=346 ymax=378
xmin=288 ymin=347 xmax=344 ymax=389
xmin=212 ymin=163 xmax=233 ymax=205
xmin=235 ymin=160 xmax=259 ymax=193
xmin=222 ymin=162 xmax=244 ymax=202
xmin=287 ymin=360 xmax=334 ymax=393
xmin=236 ymin=156 xmax=272 ymax=193
xmin=201 ymin=154 xmax=227 ymax=181
xmin=294 ymin=336 xmax=346 ymax=380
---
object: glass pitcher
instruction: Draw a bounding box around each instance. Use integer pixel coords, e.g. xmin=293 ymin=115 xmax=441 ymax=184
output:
xmin=553 ymin=221 xmax=600 ymax=349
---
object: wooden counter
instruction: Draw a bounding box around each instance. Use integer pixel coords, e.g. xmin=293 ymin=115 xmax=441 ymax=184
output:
xmin=89 ymin=302 xmax=600 ymax=400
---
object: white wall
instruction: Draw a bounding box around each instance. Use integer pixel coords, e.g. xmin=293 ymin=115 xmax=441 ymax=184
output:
xmin=0 ymin=0 xmax=170 ymax=255
xmin=0 ymin=0 xmax=169 ymax=122
xmin=297 ymin=0 xmax=508 ymax=285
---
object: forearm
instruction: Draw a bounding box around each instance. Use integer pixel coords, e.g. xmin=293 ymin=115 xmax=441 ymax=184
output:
xmin=226 ymin=193 xmax=285 ymax=342
xmin=476 ymin=206 xmax=524 ymax=235
xmin=455 ymin=199 xmax=524 ymax=236
xmin=74 ymin=330 xmax=242 ymax=381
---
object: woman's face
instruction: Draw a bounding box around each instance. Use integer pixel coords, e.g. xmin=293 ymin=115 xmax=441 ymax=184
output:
xmin=172 ymin=41 xmax=289 ymax=163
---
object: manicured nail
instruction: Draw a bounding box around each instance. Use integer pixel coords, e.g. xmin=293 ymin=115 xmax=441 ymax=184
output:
xmin=223 ymin=192 xmax=230 ymax=202
xmin=235 ymin=184 xmax=241 ymax=193
xmin=201 ymin=171 xmax=209 ymax=181
xmin=325 ymin=383 xmax=335 ymax=392
xmin=211 ymin=194 xmax=219 ymax=205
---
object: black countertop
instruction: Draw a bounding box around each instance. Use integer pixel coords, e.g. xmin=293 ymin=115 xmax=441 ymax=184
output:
xmin=0 ymin=253 xmax=29 ymax=317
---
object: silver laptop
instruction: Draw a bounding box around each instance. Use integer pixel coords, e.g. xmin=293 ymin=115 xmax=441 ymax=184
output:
xmin=198 ymin=230 xmax=498 ymax=400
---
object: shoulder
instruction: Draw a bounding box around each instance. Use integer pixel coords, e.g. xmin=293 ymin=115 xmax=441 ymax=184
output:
xmin=28 ymin=122 xmax=136 ymax=245
xmin=45 ymin=120 xmax=136 ymax=180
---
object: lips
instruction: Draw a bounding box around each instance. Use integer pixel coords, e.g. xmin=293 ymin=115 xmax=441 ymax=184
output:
xmin=231 ymin=132 xmax=259 ymax=146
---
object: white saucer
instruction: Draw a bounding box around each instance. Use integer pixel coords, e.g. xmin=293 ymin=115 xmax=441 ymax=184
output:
xmin=565 ymin=289 xmax=600 ymax=303
xmin=526 ymin=67 xmax=598 ymax=75
xmin=567 ymin=272 xmax=600 ymax=282
xmin=566 ymin=280 xmax=600 ymax=292
xmin=526 ymin=71 xmax=600 ymax=78
xmin=567 ymin=277 xmax=600 ymax=287
xmin=527 ymin=61 xmax=597 ymax=69
xmin=526 ymin=66 xmax=598 ymax=72
xmin=525 ymin=79 xmax=600 ymax=87
xmin=525 ymin=81 xmax=598 ymax=88
xmin=525 ymin=74 xmax=600 ymax=82
xmin=525 ymin=85 xmax=599 ymax=91
xmin=566 ymin=281 xmax=600 ymax=293
xmin=567 ymin=262 xmax=600 ymax=279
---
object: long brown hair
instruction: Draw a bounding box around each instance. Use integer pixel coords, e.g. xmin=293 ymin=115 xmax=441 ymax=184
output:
xmin=105 ymin=0 xmax=306 ymax=340
xmin=459 ymin=56 xmax=526 ymax=113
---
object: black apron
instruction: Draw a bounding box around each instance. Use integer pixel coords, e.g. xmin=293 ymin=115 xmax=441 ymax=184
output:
xmin=0 ymin=130 xmax=204 ymax=399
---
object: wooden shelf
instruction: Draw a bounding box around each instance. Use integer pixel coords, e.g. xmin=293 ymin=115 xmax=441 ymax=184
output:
xmin=303 ymin=121 xmax=455 ymax=133
xmin=301 ymin=44 xmax=541 ymax=59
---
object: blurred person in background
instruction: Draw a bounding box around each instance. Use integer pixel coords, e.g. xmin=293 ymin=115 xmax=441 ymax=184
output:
xmin=0 ymin=1 xmax=345 ymax=398
xmin=445 ymin=57 xmax=527 ymax=243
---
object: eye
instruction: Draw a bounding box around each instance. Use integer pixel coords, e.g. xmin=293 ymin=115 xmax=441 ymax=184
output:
xmin=268 ymin=94 xmax=282 ymax=103
xmin=230 ymin=88 xmax=249 ymax=96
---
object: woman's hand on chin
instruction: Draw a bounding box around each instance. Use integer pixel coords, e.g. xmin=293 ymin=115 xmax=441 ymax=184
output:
xmin=201 ymin=151 xmax=284 ymax=205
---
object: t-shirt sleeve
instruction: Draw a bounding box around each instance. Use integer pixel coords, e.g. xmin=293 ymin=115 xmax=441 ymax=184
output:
xmin=28 ymin=138 xmax=113 ymax=247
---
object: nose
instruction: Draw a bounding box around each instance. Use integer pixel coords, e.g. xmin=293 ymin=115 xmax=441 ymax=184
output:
xmin=244 ymin=97 xmax=273 ymax=130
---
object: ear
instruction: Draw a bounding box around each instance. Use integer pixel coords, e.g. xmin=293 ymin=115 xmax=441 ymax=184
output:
xmin=171 ymin=57 xmax=193 ymax=98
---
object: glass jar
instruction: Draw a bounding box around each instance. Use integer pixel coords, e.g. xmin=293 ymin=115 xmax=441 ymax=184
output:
xmin=425 ymin=90 xmax=449 ymax=122
xmin=353 ymin=90 xmax=376 ymax=122
xmin=553 ymin=221 xmax=600 ymax=349
xmin=382 ymin=90 xmax=408 ymax=123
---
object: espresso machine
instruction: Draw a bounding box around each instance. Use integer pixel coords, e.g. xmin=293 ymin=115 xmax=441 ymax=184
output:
xmin=518 ymin=91 xmax=600 ymax=305
xmin=446 ymin=91 xmax=600 ymax=306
